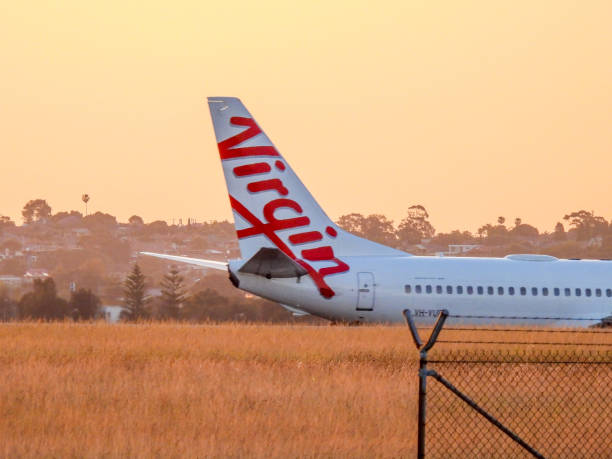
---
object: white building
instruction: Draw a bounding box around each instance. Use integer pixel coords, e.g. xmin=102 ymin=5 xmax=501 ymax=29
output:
xmin=99 ymin=305 xmax=127 ymax=323
xmin=447 ymin=244 xmax=480 ymax=255
xmin=0 ymin=275 xmax=24 ymax=288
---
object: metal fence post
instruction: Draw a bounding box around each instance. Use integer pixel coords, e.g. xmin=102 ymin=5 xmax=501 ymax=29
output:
xmin=417 ymin=349 xmax=428 ymax=459
xmin=404 ymin=309 xmax=448 ymax=459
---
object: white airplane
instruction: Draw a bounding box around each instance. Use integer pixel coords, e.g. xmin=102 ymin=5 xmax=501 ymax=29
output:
xmin=142 ymin=97 xmax=611 ymax=325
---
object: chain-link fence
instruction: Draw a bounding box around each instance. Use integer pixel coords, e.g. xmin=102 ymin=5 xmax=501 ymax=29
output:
xmin=405 ymin=311 xmax=612 ymax=458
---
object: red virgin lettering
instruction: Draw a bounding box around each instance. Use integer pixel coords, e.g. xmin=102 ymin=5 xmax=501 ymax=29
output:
xmin=302 ymin=246 xmax=350 ymax=289
xmin=233 ymin=162 xmax=271 ymax=177
xmin=221 ymin=117 xmax=351 ymax=299
xmin=316 ymin=286 xmax=335 ymax=299
xmin=229 ymin=195 xmax=346 ymax=298
xmin=288 ymin=231 xmax=323 ymax=245
xmin=234 ymin=198 xmax=309 ymax=239
xmin=302 ymin=246 xmax=334 ymax=261
xmin=262 ymin=198 xmax=310 ymax=230
xmin=247 ymin=179 xmax=288 ymax=196
xmin=231 ymin=196 xmax=297 ymax=257
xmin=263 ymin=199 xmax=302 ymax=222
xmin=218 ymin=117 xmax=280 ymax=160
xmin=319 ymin=259 xmax=350 ymax=277
xmin=326 ymin=226 xmax=337 ymax=237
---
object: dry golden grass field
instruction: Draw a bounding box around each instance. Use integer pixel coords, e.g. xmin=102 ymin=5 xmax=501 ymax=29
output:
xmin=0 ymin=323 xmax=609 ymax=458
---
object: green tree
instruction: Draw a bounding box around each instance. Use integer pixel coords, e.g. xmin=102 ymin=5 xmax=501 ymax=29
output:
xmin=0 ymin=216 xmax=15 ymax=236
xmin=431 ymin=230 xmax=475 ymax=246
xmin=477 ymin=224 xmax=489 ymax=239
xmin=18 ymin=278 xmax=68 ymax=320
xmin=22 ymin=199 xmax=52 ymax=223
xmin=478 ymin=222 xmax=510 ymax=245
xmin=0 ymin=215 xmax=13 ymax=226
xmin=160 ymin=267 xmax=185 ymax=319
xmin=181 ymin=288 xmax=229 ymax=322
xmin=337 ymin=213 xmax=364 ymax=234
xmin=123 ymin=264 xmax=147 ymax=320
xmin=553 ymin=222 xmax=566 ymax=241
xmin=0 ymin=283 xmax=18 ymax=321
xmin=128 ymin=215 xmax=144 ymax=226
xmin=510 ymin=223 xmax=539 ymax=238
xmin=69 ymin=288 xmax=101 ymax=320
xmin=563 ymin=210 xmax=608 ymax=241
xmin=396 ymin=205 xmax=435 ymax=246
xmin=336 ymin=213 xmax=398 ymax=247
xmin=83 ymin=212 xmax=117 ymax=232
xmin=182 ymin=288 xmax=295 ymax=323
xmin=146 ymin=220 xmax=169 ymax=235
xmin=50 ymin=211 xmax=83 ymax=225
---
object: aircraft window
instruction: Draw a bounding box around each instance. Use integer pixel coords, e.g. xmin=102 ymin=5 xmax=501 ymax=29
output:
xmin=542 ymin=288 xmax=549 ymax=296
xmin=487 ymin=286 xmax=494 ymax=295
xmin=477 ymin=286 xmax=484 ymax=295
xmin=607 ymin=289 xmax=612 ymax=297
xmin=564 ymin=288 xmax=571 ymax=297
xmin=575 ymin=288 xmax=582 ymax=297
xmin=596 ymin=288 xmax=602 ymax=297
xmin=405 ymin=285 xmax=411 ymax=294
xmin=554 ymin=288 xmax=560 ymax=296
xmin=585 ymin=288 xmax=592 ymax=297
xmin=457 ymin=286 xmax=463 ymax=294
xmin=415 ymin=285 xmax=422 ymax=294
xmin=498 ymin=287 xmax=504 ymax=295
xmin=531 ymin=287 xmax=538 ymax=296
xmin=446 ymin=285 xmax=453 ymax=294
xmin=467 ymin=286 xmax=474 ymax=295
xmin=436 ymin=285 xmax=442 ymax=294
xmin=426 ymin=285 xmax=432 ymax=294
xmin=520 ymin=287 xmax=526 ymax=296
xmin=508 ymin=287 xmax=515 ymax=295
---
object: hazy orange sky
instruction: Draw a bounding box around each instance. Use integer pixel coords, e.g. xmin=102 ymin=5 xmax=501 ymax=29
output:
xmin=1 ymin=1 xmax=611 ymax=233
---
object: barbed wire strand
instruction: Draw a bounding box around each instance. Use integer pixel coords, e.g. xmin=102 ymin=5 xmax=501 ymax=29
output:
xmin=448 ymin=314 xmax=608 ymax=321
xmin=417 ymin=327 xmax=611 ymax=334
xmin=436 ymin=339 xmax=612 ymax=347
xmin=429 ymin=359 xmax=612 ymax=365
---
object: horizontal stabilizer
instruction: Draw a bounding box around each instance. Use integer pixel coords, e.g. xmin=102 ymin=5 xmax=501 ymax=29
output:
xmin=239 ymin=248 xmax=308 ymax=279
xmin=140 ymin=252 xmax=228 ymax=271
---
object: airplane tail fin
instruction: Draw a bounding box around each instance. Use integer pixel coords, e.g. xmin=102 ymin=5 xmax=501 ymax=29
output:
xmin=207 ymin=97 xmax=405 ymax=297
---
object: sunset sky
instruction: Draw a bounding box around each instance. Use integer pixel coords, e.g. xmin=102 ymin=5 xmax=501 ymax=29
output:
xmin=1 ymin=1 xmax=611 ymax=233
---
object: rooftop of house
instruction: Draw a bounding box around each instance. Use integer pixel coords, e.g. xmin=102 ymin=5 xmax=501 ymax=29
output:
xmin=24 ymin=268 xmax=50 ymax=278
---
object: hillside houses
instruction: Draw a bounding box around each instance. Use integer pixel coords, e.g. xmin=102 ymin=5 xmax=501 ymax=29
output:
xmin=0 ymin=216 xmax=239 ymax=304
xmin=2 ymin=206 xmax=612 ymax=309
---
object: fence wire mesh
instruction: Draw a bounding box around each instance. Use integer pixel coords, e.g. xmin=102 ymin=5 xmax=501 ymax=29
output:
xmin=423 ymin=340 xmax=612 ymax=458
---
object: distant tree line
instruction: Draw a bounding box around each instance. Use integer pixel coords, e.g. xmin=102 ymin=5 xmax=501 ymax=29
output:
xmin=4 ymin=198 xmax=612 ymax=243
xmin=1 ymin=199 xmax=233 ymax=238
xmin=3 ymin=198 xmax=612 ymax=259
xmin=0 ymin=278 xmax=101 ymax=321
xmin=119 ymin=264 xmax=295 ymax=323
xmin=0 ymin=263 xmax=298 ymax=323
xmin=4 ymin=199 xmax=612 ymax=322
xmin=336 ymin=206 xmax=612 ymax=255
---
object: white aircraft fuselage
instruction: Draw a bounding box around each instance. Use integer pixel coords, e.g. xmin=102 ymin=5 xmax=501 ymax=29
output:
xmin=232 ymin=255 xmax=612 ymax=324
xmin=143 ymin=97 xmax=612 ymax=326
